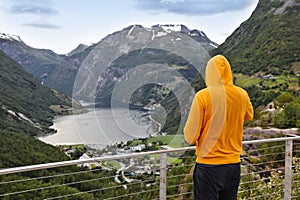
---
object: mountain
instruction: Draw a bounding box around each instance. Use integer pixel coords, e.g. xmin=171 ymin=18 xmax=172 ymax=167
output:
xmin=0 ymin=50 xmax=107 ymax=200
xmin=153 ymin=24 xmax=218 ymax=50
xmin=0 ymin=50 xmax=74 ymax=136
xmin=207 ymin=0 xmax=300 ymax=111
xmin=0 ymin=32 xmax=79 ymax=95
xmin=72 ymin=24 xmax=214 ymax=102
xmin=0 ymin=24 xmax=216 ymax=97
xmin=67 ymin=43 xmax=93 ymax=56
xmin=0 ymin=24 xmax=215 ymax=136
xmin=212 ymin=0 xmax=300 ymax=75
xmin=0 ymin=49 xmax=75 ymax=168
xmin=68 ymin=24 xmax=212 ymax=134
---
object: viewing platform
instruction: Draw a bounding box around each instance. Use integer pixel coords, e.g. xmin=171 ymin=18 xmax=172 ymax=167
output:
xmin=0 ymin=135 xmax=300 ymax=199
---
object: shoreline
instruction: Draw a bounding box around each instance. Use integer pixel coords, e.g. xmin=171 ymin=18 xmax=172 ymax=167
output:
xmin=39 ymin=107 xmax=158 ymax=148
xmin=147 ymin=114 xmax=162 ymax=136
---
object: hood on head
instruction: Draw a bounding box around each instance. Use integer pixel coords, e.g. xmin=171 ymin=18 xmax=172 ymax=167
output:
xmin=205 ymin=55 xmax=233 ymax=87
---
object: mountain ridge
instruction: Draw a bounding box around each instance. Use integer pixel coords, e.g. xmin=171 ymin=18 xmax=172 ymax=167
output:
xmin=71 ymin=24 xmax=212 ymax=102
xmin=0 ymin=50 xmax=74 ymax=136
xmin=0 ymin=24 xmax=216 ymax=96
xmin=211 ymin=0 xmax=300 ymax=75
xmin=0 ymin=33 xmax=79 ymax=95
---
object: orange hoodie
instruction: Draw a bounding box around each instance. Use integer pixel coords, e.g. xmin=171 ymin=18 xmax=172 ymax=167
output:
xmin=184 ymin=55 xmax=253 ymax=164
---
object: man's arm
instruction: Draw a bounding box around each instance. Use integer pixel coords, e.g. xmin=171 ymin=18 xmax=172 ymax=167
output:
xmin=184 ymin=94 xmax=203 ymax=145
xmin=245 ymin=94 xmax=254 ymax=121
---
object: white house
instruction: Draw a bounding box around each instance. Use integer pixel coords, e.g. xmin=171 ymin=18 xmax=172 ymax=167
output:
xmin=77 ymin=153 xmax=99 ymax=169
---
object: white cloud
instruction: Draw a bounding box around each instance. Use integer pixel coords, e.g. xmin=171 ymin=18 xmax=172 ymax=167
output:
xmin=160 ymin=0 xmax=185 ymax=3
xmin=136 ymin=0 xmax=254 ymax=16
xmin=22 ymin=22 xmax=60 ymax=29
xmin=5 ymin=0 xmax=60 ymax=30
xmin=8 ymin=0 xmax=58 ymax=15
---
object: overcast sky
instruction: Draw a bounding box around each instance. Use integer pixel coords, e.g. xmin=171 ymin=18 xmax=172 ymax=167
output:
xmin=0 ymin=0 xmax=259 ymax=54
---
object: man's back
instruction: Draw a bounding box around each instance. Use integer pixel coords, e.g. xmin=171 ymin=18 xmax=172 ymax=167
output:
xmin=184 ymin=55 xmax=253 ymax=164
xmin=184 ymin=55 xmax=253 ymax=200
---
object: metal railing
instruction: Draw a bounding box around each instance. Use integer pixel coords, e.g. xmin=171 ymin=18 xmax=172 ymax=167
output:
xmin=0 ymin=135 xmax=300 ymax=199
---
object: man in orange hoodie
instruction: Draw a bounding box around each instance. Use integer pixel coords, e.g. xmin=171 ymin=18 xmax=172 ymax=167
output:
xmin=184 ymin=55 xmax=253 ymax=200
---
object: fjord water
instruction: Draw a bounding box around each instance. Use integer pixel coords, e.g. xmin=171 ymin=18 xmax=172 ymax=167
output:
xmin=39 ymin=108 xmax=155 ymax=148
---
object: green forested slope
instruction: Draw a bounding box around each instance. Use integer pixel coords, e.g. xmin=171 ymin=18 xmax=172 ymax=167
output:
xmin=0 ymin=130 xmax=68 ymax=168
xmin=0 ymin=47 xmax=87 ymax=168
xmin=212 ymin=0 xmax=300 ymax=74
xmin=183 ymin=0 xmax=300 ymax=131
xmin=0 ymin=50 xmax=71 ymax=136
xmin=0 ymin=51 xmax=109 ymax=199
xmin=0 ymin=50 xmax=73 ymax=167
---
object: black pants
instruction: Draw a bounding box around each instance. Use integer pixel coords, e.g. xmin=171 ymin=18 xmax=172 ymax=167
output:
xmin=193 ymin=162 xmax=241 ymax=200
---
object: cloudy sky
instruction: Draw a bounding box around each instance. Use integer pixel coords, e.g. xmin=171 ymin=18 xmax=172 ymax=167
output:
xmin=0 ymin=0 xmax=259 ymax=54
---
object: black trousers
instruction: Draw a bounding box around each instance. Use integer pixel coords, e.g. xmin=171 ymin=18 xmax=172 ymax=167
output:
xmin=193 ymin=162 xmax=241 ymax=200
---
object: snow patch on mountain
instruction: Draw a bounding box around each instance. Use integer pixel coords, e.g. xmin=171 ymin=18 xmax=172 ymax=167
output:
xmin=82 ymin=42 xmax=94 ymax=46
xmin=0 ymin=31 xmax=23 ymax=42
xmin=199 ymin=31 xmax=205 ymax=37
xmin=7 ymin=110 xmax=17 ymax=117
xmin=156 ymin=31 xmax=168 ymax=37
xmin=151 ymin=30 xmax=168 ymax=40
xmin=170 ymin=37 xmax=182 ymax=43
xmin=150 ymin=24 xmax=186 ymax=40
xmin=2 ymin=105 xmax=35 ymax=125
xmin=209 ymin=43 xmax=218 ymax=48
xmin=160 ymin=24 xmax=182 ymax=32
xmin=5 ymin=107 xmax=36 ymax=126
xmin=128 ymin=25 xmax=136 ymax=35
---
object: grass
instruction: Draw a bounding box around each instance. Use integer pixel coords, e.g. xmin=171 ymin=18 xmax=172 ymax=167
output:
xmin=147 ymin=135 xmax=185 ymax=146
xmin=149 ymin=154 xmax=183 ymax=164
xmin=131 ymin=140 xmax=143 ymax=146
xmin=130 ymin=135 xmax=186 ymax=148
xmin=234 ymin=74 xmax=260 ymax=87
xmin=292 ymin=62 xmax=300 ymax=75
xmin=150 ymin=135 xmax=187 ymax=148
xmin=235 ymin=73 xmax=300 ymax=91
xmin=60 ymin=144 xmax=85 ymax=150
xmin=104 ymin=160 xmax=120 ymax=169
xmin=49 ymin=104 xmax=73 ymax=115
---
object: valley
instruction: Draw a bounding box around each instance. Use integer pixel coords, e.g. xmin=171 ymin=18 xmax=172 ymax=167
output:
xmin=0 ymin=0 xmax=299 ymax=198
